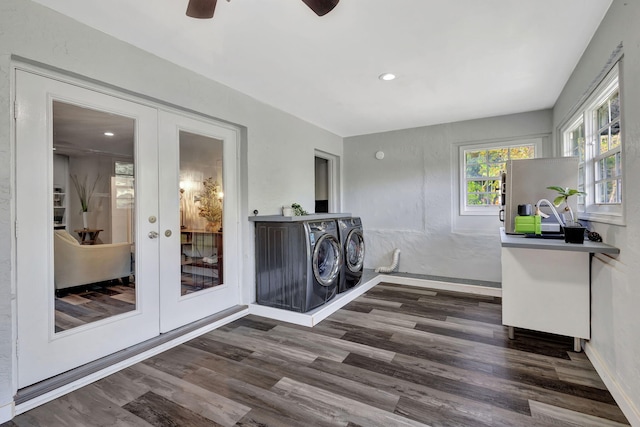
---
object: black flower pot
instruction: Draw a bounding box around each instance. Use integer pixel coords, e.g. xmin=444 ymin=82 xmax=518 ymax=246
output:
xmin=564 ymin=225 xmax=586 ymax=244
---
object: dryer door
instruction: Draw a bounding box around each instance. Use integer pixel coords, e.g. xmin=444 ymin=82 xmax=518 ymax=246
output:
xmin=312 ymin=234 xmax=342 ymax=286
xmin=346 ymin=229 xmax=365 ymax=273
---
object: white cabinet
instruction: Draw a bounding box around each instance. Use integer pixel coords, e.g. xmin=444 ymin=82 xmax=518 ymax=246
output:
xmin=500 ymin=228 xmax=619 ymax=351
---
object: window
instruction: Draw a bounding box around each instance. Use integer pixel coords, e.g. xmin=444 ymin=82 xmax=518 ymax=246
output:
xmin=460 ymin=139 xmax=539 ymax=215
xmin=115 ymin=161 xmax=134 ymax=209
xmin=561 ymin=64 xmax=622 ymax=224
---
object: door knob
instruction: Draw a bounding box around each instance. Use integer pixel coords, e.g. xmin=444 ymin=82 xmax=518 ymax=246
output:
xmin=148 ymin=231 xmax=159 ymax=239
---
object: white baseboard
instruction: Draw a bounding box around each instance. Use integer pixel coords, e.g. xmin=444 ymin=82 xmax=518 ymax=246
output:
xmin=14 ymin=308 xmax=248 ymax=417
xmin=585 ymin=343 xmax=640 ymax=427
xmin=249 ymin=274 xmax=501 ymax=327
xmin=379 ymin=274 xmax=502 ymax=297
xmin=0 ymin=400 xmax=15 ymax=424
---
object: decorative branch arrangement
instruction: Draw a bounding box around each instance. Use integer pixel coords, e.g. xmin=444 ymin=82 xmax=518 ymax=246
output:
xmin=71 ymin=174 xmax=101 ymax=213
xmin=197 ymin=177 xmax=223 ymax=224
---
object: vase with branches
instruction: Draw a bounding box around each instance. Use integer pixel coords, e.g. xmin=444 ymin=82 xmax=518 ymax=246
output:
xmin=71 ymin=174 xmax=101 ymax=229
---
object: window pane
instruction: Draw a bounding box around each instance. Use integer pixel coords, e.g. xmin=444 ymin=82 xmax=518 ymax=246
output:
xmin=610 ymin=92 xmax=620 ymax=121
xmin=509 ymin=145 xmax=535 ymax=160
xmin=467 ymin=180 xmax=490 ymax=193
xmin=610 ymin=121 xmax=621 ymax=149
xmin=115 ymin=161 xmax=134 ymax=176
xmin=596 ymin=180 xmax=621 ymax=204
xmin=568 ymin=123 xmax=585 ymax=160
xmin=487 ymin=163 xmax=504 ymax=178
xmin=487 ymin=148 xmax=507 ymax=163
xmin=465 ymin=163 xmax=485 ymax=178
xmin=465 ymin=150 xmax=485 ymax=164
xmin=599 ymin=129 xmax=610 ymax=154
xmin=597 ymin=102 xmax=609 ymax=129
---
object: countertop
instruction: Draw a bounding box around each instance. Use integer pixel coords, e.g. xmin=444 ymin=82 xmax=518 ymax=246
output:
xmin=249 ymin=213 xmax=351 ymax=222
xmin=500 ymin=228 xmax=619 ymax=254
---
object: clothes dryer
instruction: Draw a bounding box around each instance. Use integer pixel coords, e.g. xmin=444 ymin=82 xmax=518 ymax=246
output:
xmin=337 ymin=217 xmax=365 ymax=293
xmin=255 ymin=219 xmax=341 ymax=312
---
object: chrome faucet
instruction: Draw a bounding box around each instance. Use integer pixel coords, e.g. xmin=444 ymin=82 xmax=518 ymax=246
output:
xmin=535 ymin=198 xmax=566 ymax=227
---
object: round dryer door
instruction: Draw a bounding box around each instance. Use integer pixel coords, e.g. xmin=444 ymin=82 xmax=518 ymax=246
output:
xmin=346 ymin=229 xmax=365 ymax=273
xmin=312 ymin=234 xmax=342 ymax=287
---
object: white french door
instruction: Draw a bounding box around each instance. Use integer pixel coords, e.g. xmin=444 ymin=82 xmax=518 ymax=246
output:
xmin=158 ymin=111 xmax=240 ymax=332
xmin=16 ymin=70 xmax=160 ymax=387
xmin=15 ymin=70 xmax=240 ymax=388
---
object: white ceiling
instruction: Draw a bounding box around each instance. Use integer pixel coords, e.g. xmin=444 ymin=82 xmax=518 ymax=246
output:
xmin=32 ymin=0 xmax=612 ymax=137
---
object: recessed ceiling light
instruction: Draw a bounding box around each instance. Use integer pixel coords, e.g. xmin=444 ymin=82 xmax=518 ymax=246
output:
xmin=104 ymin=132 xmax=114 ymax=136
xmin=379 ymin=73 xmax=396 ymax=81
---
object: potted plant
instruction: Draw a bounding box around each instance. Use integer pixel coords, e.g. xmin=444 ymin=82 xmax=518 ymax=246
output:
xmin=547 ymin=186 xmax=587 ymax=244
xmin=291 ymin=203 xmax=308 ymax=216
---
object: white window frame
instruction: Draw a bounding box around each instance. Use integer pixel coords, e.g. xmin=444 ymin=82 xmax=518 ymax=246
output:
xmin=459 ymin=138 xmax=542 ymax=216
xmin=561 ymin=63 xmax=623 ymax=225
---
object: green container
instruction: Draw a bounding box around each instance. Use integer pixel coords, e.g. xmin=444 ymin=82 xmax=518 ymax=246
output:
xmin=514 ymin=215 xmax=541 ymax=235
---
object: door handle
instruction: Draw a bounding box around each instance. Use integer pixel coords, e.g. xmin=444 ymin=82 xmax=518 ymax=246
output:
xmin=148 ymin=231 xmax=159 ymax=239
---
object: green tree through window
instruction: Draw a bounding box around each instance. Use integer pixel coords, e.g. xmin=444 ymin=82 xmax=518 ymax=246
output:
xmin=464 ymin=145 xmax=535 ymax=207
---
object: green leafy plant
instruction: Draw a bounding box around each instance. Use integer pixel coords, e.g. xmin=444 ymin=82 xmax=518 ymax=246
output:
xmin=291 ymin=203 xmax=308 ymax=216
xmin=547 ymin=186 xmax=586 ymax=225
xmin=197 ymin=177 xmax=223 ymax=224
xmin=71 ymin=174 xmax=101 ymax=212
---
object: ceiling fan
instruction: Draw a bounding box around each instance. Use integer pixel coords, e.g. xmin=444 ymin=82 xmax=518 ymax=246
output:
xmin=186 ymin=0 xmax=340 ymax=19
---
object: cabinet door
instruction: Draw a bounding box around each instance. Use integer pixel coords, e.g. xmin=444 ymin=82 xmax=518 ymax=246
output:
xmin=501 ymin=247 xmax=590 ymax=339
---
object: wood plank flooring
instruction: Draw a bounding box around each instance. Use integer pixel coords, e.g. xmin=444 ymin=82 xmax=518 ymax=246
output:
xmin=6 ymin=283 xmax=630 ymax=426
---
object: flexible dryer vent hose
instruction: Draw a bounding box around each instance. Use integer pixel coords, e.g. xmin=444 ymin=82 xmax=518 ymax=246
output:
xmin=375 ymin=248 xmax=401 ymax=273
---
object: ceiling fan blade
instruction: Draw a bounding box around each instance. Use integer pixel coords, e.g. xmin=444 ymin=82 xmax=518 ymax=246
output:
xmin=301 ymin=0 xmax=340 ymax=16
xmin=186 ymin=0 xmax=217 ymax=19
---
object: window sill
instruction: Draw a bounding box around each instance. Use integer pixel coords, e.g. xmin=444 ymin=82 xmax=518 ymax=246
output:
xmin=578 ymin=212 xmax=625 ymax=227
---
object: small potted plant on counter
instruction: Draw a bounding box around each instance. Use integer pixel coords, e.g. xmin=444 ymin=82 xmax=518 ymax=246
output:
xmin=547 ymin=186 xmax=587 ymax=244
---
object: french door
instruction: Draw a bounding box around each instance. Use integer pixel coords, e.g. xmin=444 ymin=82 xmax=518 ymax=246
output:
xmin=157 ymin=111 xmax=240 ymax=332
xmin=15 ymin=70 xmax=239 ymax=388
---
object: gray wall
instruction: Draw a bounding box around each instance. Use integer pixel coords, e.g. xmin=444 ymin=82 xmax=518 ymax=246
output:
xmin=344 ymin=110 xmax=552 ymax=282
xmin=0 ymin=0 xmax=342 ymax=412
xmin=553 ymin=0 xmax=640 ymax=418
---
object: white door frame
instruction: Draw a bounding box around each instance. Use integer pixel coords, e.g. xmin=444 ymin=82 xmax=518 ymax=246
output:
xmin=314 ymin=149 xmax=341 ymax=213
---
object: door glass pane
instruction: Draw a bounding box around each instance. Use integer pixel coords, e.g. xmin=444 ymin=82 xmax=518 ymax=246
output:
xmin=179 ymin=131 xmax=224 ymax=295
xmin=53 ymin=101 xmax=136 ymax=332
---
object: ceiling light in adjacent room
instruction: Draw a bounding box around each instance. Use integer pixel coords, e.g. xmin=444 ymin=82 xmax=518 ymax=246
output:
xmin=104 ymin=132 xmax=114 ymax=136
xmin=378 ymin=73 xmax=396 ymax=81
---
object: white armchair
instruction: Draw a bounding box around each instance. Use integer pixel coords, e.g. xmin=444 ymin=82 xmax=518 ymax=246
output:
xmin=54 ymin=230 xmax=133 ymax=292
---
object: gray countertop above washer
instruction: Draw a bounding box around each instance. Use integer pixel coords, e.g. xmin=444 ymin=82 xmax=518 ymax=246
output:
xmin=500 ymin=228 xmax=619 ymax=254
xmin=249 ymin=213 xmax=352 ymax=222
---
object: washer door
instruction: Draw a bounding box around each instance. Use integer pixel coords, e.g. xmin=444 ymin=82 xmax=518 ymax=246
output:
xmin=312 ymin=234 xmax=342 ymax=286
xmin=346 ymin=230 xmax=365 ymax=273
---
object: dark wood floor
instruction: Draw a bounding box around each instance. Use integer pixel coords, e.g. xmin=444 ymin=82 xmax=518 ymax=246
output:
xmin=7 ymin=283 xmax=630 ymax=426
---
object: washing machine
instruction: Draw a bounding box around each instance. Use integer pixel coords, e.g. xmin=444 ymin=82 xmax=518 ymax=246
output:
xmin=337 ymin=217 xmax=365 ymax=293
xmin=255 ymin=219 xmax=342 ymax=312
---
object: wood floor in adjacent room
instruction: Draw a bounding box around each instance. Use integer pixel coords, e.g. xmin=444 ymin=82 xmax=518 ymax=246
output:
xmin=5 ymin=283 xmax=630 ymax=426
